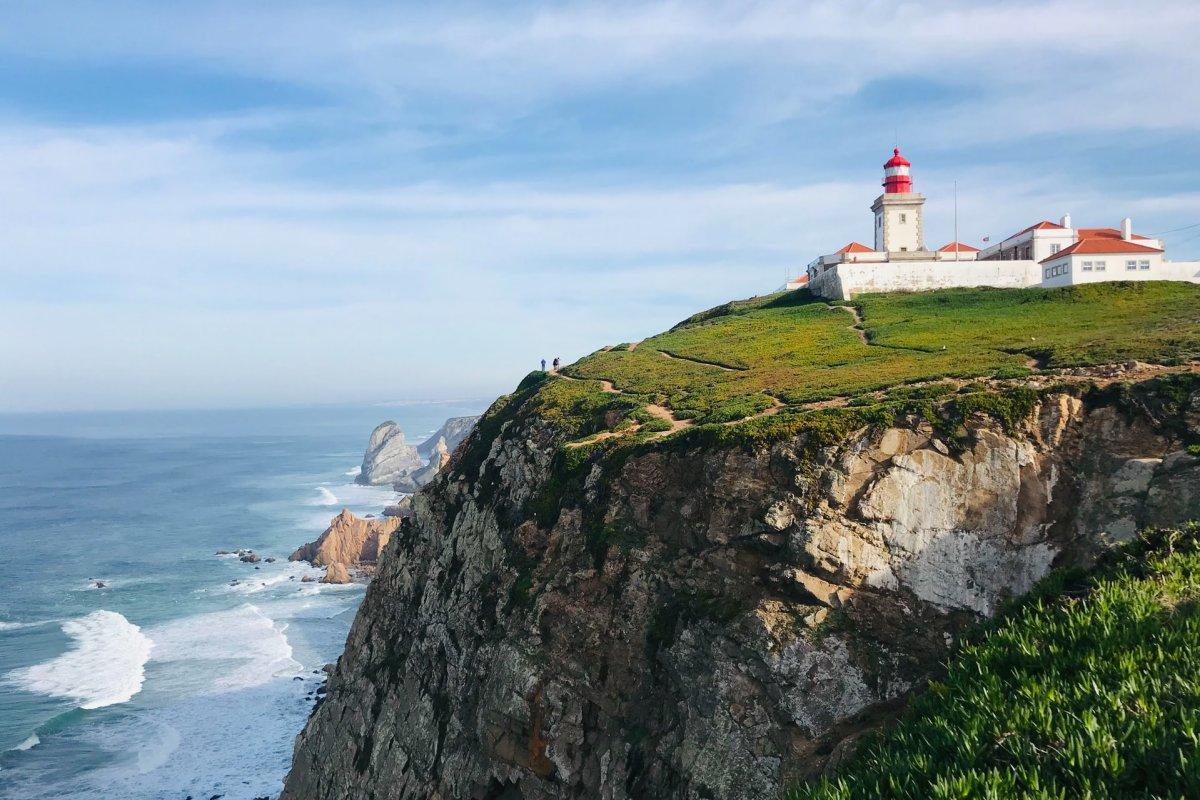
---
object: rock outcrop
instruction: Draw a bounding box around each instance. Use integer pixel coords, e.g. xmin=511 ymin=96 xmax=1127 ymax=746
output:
xmin=282 ymin=379 xmax=1200 ymax=800
xmin=418 ymin=415 xmax=479 ymax=459
xmin=289 ymin=508 xmax=402 ymax=570
xmin=356 ymin=422 xmax=422 ymax=486
xmin=393 ymin=437 xmax=452 ymax=493
xmin=382 ymin=496 xmax=414 ymax=518
xmin=321 ymin=563 xmax=352 ymax=585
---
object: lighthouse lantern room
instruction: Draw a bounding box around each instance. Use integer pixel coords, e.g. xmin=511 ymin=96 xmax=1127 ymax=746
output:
xmin=871 ymin=148 xmax=927 ymax=255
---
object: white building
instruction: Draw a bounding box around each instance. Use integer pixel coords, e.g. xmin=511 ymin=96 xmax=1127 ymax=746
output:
xmin=805 ymin=150 xmax=1200 ymax=300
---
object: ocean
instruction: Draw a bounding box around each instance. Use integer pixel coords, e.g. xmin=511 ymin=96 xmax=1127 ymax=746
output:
xmin=0 ymin=402 xmax=484 ymax=799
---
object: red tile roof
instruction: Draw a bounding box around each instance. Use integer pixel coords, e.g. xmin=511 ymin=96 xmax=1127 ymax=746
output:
xmin=937 ymin=241 xmax=981 ymax=253
xmin=1075 ymin=227 xmax=1151 ymax=241
xmin=1008 ymin=220 xmax=1065 ymax=239
xmin=1040 ymin=237 xmax=1163 ymax=263
xmin=837 ymin=242 xmax=875 ymax=254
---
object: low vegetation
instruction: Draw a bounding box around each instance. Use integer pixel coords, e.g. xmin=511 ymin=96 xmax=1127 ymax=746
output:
xmin=788 ymin=523 xmax=1200 ymax=800
xmin=541 ymin=282 xmax=1200 ymax=439
xmin=564 ymin=283 xmax=1200 ymax=423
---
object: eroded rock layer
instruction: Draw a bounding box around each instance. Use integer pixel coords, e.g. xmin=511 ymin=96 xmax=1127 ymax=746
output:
xmin=282 ymin=380 xmax=1200 ymax=800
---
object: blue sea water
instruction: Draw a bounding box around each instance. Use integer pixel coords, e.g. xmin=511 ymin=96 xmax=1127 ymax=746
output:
xmin=0 ymin=402 xmax=484 ymax=799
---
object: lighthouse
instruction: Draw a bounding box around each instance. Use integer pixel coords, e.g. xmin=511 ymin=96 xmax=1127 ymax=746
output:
xmin=871 ymin=147 xmax=927 ymax=255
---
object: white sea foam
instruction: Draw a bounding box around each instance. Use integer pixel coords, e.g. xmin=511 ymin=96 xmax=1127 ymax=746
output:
xmin=146 ymin=604 xmax=300 ymax=693
xmin=323 ymin=482 xmax=396 ymax=508
xmin=0 ymin=620 xmax=51 ymax=632
xmin=3 ymin=611 xmax=153 ymax=710
xmin=344 ymin=465 xmax=361 ymax=477
xmin=2 ymin=676 xmax=316 ymax=799
xmin=312 ymin=486 xmax=338 ymax=505
xmin=12 ymin=733 xmax=39 ymax=751
xmin=220 ymin=560 xmax=320 ymax=595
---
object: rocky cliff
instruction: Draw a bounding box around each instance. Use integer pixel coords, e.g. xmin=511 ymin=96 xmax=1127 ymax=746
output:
xmin=357 ymin=422 xmax=423 ymax=486
xmin=282 ymin=376 xmax=1199 ymax=800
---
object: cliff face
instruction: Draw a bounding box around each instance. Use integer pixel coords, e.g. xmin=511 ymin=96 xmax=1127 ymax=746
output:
xmin=282 ymin=381 xmax=1200 ymax=800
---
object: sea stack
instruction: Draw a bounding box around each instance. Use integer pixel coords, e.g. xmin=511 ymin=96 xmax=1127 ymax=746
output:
xmin=356 ymin=422 xmax=422 ymax=486
xmin=289 ymin=508 xmax=402 ymax=569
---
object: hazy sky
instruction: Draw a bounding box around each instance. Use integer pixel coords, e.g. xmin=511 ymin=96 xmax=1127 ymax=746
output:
xmin=2 ymin=0 xmax=1199 ymax=412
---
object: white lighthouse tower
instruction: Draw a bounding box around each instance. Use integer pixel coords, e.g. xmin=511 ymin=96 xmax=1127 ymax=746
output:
xmin=871 ymin=148 xmax=928 ymax=256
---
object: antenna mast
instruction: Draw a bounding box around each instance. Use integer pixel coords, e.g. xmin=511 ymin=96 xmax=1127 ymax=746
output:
xmin=954 ymin=180 xmax=959 ymax=261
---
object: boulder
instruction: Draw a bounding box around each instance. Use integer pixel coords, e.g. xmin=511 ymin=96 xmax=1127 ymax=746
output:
xmin=321 ymin=563 xmax=351 ymax=585
xmin=356 ymin=422 xmax=422 ymax=486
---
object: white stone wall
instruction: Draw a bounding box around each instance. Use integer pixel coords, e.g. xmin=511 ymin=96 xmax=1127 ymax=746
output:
xmin=809 ymin=260 xmax=1041 ymax=300
xmin=1038 ymin=253 xmax=1200 ymax=288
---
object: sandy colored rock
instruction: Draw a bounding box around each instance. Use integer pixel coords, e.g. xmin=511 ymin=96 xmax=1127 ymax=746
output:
xmin=321 ymin=563 xmax=351 ymax=584
xmin=289 ymin=508 xmax=402 ymax=568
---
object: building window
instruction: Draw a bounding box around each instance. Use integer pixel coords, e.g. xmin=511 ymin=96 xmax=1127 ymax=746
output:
xmin=1127 ymin=260 xmax=1138 ymax=271
xmin=899 ymin=213 xmax=907 ymax=224
xmin=1094 ymin=261 xmax=1106 ymax=271
xmin=1082 ymin=261 xmax=1093 ymax=272
xmin=1050 ymin=244 xmax=1061 ymax=254
xmin=1139 ymin=260 xmax=1150 ymax=270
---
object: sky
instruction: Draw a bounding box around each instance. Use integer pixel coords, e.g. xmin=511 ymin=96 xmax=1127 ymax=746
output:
xmin=1 ymin=0 xmax=1199 ymax=413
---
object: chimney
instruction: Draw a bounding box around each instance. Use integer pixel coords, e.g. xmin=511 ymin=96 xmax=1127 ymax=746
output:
xmin=1122 ymin=217 xmax=1133 ymax=242
xmin=1060 ymin=213 xmax=1072 ymax=229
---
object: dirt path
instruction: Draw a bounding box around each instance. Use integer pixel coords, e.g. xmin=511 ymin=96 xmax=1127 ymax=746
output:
xmin=657 ymin=349 xmax=745 ymax=372
xmin=832 ymin=304 xmax=869 ymax=345
xmin=558 ymin=348 xmax=1200 ymax=448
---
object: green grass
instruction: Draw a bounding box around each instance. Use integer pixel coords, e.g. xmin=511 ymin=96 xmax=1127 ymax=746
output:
xmin=558 ymin=283 xmax=1200 ymax=427
xmin=788 ymin=523 xmax=1200 ymax=800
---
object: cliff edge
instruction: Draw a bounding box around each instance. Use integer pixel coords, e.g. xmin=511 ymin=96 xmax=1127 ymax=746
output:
xmin=283 ymin=284 xmax=1200 ymax=799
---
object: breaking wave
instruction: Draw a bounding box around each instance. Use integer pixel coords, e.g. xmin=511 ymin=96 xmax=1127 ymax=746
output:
xmin=4 ymin=611 xmax=153 ymax=709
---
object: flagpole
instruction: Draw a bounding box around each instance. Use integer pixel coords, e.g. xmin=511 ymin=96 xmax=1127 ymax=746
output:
xmin=954 ymin=180 xmax=959 ymax=261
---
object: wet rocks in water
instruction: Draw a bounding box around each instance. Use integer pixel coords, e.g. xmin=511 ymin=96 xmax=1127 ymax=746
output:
xmin=321 ymin=563 xmax=351 ymax=584
xmin=239 ymin=552 xmax=261 ymax=563
xmin=91 ymin=580 xmax=107 ymax=589
xmin=265 ymin=556 xmax=276 ymax=563
xmin=301 ymin=575 xmax=316 ymax=583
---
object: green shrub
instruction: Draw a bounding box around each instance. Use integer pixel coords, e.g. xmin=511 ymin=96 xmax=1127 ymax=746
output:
xmin=789 ymin=523 xmax=1200 ymax=800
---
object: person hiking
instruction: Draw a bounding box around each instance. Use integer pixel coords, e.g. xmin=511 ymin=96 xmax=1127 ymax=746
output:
xmin=541 ymin=359 xmax=546 ymax=371
xmin=552 ymin=357 xmax=560 ymax=371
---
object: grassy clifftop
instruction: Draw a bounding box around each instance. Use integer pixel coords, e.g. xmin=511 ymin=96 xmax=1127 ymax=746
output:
xmin=509 ymin=283 xmax=1200 ymax=457
xmin=567 ymin=282 xmax=1200 ymax=422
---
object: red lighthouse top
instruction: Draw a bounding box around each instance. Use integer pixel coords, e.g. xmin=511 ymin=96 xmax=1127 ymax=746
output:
xmin=883 ymin=147 xmax=913 ymax=194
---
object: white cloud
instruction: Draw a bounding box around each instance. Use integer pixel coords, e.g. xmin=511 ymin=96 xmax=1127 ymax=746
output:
xmin=1 ymin=1 xmax=1198 ymax=410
